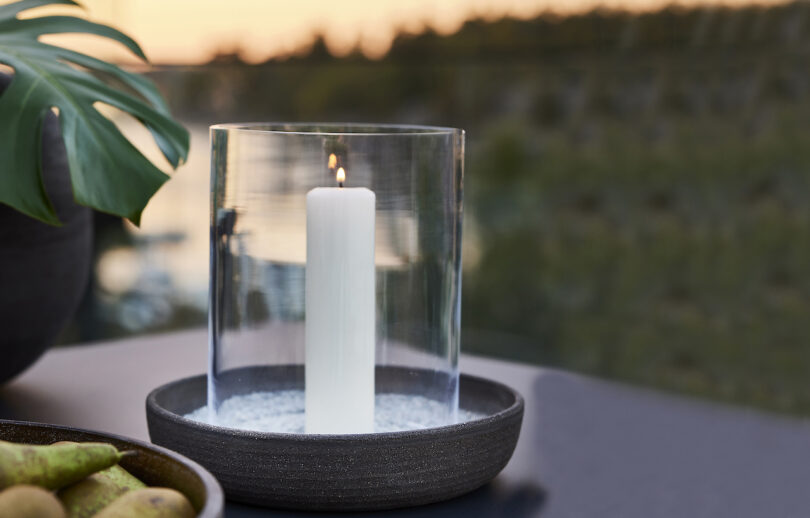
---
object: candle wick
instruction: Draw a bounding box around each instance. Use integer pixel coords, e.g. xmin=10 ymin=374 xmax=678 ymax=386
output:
xmin=338 ymin=181 xmax=344 ymax=188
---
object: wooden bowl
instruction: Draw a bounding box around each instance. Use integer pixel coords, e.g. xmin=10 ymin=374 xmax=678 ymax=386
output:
xmin=0 ymin=419 xmax=224 ymax=518
xmin=146 ymin=366 xmax=523 ymax=511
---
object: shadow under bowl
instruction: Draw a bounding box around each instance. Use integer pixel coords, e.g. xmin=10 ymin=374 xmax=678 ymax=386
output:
xmin=0 ymin=419 xmax=224 ymax=518
xmin=146 ymin=366 xmax=523 ymax=511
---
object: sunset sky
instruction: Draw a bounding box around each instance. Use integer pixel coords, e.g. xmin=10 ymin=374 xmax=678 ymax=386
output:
xmin=25 ymin=0 xmax=786 ymax=65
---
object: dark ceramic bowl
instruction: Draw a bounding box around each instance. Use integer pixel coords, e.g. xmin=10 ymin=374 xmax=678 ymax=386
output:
xmin=0 ymin=419 xmax=224 ymax=518
xmin=146 ymin=366 xmax=524 ymax=511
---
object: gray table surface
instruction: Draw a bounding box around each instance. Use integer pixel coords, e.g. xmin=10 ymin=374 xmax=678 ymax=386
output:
xmin=1 ymin=329 xmax=809 ymax=517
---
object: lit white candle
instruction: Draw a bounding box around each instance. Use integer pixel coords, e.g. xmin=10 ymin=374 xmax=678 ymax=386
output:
xmin=305 ymin=165 xmax=375 ymax=434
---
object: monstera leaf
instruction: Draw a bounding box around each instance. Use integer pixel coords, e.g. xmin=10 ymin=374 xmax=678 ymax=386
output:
xmin=0 ymin=0 xmax=189 ymax=225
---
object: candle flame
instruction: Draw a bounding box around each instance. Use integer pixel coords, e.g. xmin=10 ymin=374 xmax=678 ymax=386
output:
xmin=328 ymin=153 xmax=337 ymax=170
xmin=336 ymin=167 xmax=346 ymax=185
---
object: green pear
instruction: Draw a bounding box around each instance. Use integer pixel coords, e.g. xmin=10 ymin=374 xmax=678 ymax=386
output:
xmin=94 ymin=488 xmax=195 ymax=518
xmin=0 ymin=484 xmax=66 ymax=518
xmin=0 ymin=440 xmax=124 ymax=490
xmin=53 ymin=441 xmax=145 ymax=518
xmin=58 ymin=464 xmax=146 ymax=518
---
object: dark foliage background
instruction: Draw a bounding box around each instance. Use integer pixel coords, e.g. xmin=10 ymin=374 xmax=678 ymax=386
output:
xmin=66 ymin=2 xmax=810 ymax=414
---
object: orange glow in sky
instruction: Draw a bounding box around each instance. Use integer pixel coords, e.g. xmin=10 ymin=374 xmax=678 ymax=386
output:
xmin=24 ymin=0 xmax=788 ymax=65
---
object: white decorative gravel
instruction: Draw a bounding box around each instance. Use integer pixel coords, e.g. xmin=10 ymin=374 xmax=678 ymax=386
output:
xmin=184 ymin=390 xmax=483 ymax=434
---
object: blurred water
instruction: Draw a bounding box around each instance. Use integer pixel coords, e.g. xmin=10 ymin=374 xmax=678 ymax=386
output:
xmin=63 ymin=122 xmax=211 ymax=340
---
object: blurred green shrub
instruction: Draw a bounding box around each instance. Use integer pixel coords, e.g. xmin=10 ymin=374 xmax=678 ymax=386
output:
xmin=464 ymin=111 xmax=810 ymax=414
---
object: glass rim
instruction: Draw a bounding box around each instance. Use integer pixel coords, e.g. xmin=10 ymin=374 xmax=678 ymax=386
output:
xmin=209 ymin=122 xmax=464 ymax=137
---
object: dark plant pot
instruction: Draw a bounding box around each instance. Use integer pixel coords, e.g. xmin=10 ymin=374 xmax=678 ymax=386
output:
xmin=0 ymin=73 xmax=92 ymax=383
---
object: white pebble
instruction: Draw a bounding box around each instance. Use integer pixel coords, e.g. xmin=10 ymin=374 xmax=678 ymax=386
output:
xmin=184 ymin=390 xmax=483 ymax=434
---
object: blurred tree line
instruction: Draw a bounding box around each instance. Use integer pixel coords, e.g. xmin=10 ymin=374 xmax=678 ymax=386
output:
xmin=146 ymin=1 xmax=810 ymax=414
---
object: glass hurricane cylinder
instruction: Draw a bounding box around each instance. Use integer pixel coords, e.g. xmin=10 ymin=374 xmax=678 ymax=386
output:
xmin=208 ymin=123 xmax=464 ymax=434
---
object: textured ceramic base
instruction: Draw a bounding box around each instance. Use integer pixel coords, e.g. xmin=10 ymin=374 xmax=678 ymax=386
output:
xmin=0 ymin=419 xmax=224 ymax=518
xmin=146 ymin=366 xmax=524 ymax=511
